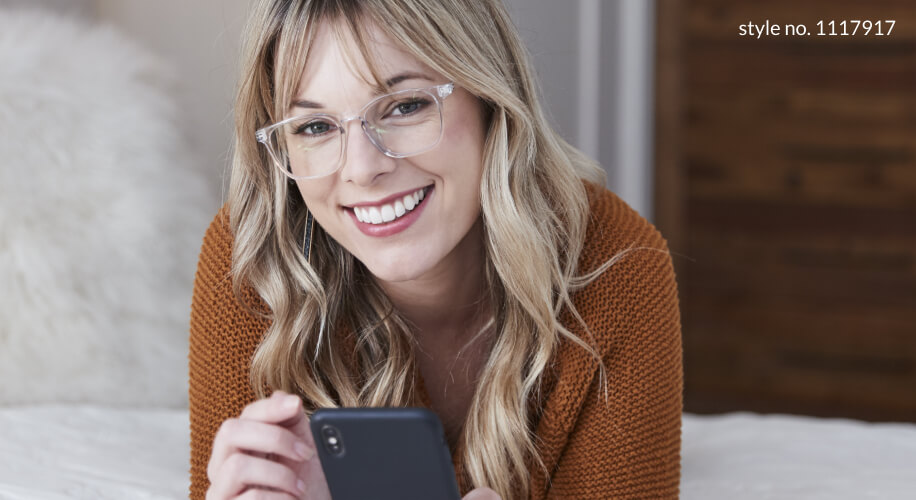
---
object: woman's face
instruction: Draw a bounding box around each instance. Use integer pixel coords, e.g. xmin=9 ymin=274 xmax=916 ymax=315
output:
xmin=290 ymin=23 xmax=488 ymax=283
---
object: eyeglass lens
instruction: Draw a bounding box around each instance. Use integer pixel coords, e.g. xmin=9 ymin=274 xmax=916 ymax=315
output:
xmin=270 ymin=88 xmax=443 ymax=179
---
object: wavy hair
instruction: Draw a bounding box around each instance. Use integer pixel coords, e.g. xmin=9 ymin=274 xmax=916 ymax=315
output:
xmin=228 ymin=0 xmax=607 ymax=497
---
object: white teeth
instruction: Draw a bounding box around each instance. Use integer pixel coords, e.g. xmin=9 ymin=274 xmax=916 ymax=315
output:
xmin=368 ymin=207 xmax=382 ymax=224
xmin=403 ymin=193 xmax=416 ymax=210
xmin=380 ymin=204 xmax=396 ymax=222
xmin=353 ymin=187 xmax=429 ymax=225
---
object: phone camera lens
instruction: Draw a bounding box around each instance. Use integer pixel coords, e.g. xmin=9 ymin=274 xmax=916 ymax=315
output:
xmin=320 ymin=425 xmax=345 ymax=456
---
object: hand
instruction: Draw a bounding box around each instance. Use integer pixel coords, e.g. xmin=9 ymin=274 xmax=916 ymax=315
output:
xmin=462 ymin=487 xmax=502 ymax=500
xmin=206 ymin=390 xmax=331 ymax=500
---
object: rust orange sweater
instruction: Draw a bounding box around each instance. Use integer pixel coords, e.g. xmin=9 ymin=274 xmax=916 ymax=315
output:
xmin=189 ymin=182 xmax=683 ymax=499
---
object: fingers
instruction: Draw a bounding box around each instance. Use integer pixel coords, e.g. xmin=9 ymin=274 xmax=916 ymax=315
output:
xmin=243 ymin=391 xmax=314 ymax=448
xmin=238 ymin=391 xmax=304 ymax=426
xmin=208 ymin=391 xmax=316 ymax=482
xmin=207 ymin=452 xmax=304 ymax=499
xmin=462 ymin=487 xmax=502 ymax=500
xmin=209 ymin=417 xmax=314 ymax=479
xmin=207 ymin=391 xmax=323 ymax=500
xmin=239 ymin=391 xmax=313 ymax=444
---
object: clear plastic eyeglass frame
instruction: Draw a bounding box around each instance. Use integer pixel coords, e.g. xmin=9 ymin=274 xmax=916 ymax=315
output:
xmin=255 ymin=82 xmax=455 ymax=180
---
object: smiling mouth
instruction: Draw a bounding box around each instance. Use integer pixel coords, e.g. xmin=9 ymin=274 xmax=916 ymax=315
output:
xmin=348 ymin=185 xmax=433 ymax=225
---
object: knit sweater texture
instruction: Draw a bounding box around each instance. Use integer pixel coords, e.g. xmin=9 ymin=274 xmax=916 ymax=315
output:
xmin=188 ymin=182 xmax=683 ymax=499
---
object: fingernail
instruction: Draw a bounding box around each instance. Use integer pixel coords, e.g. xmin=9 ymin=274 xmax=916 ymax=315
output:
xmin=294 ymin=440 xmax=313 ymax=460
xmin=284 ymin=395 xmax=300 ymax=409
xmin=297 ymin=479 xmax=306 ymax=494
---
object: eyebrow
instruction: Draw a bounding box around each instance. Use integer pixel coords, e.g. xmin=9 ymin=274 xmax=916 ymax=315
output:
xmin=290 ymin=72 xmax=434 ymax=110
xmin=384 ymin=71 xmax=433 ymax=87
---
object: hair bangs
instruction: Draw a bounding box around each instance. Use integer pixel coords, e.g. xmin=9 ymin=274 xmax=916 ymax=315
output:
xmin=272 ymin=1 xmax=398 ymax=123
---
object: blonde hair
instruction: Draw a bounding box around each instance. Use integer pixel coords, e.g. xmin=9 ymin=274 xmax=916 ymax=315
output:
xmin=228 ymin=0 xmax=606 ymax=498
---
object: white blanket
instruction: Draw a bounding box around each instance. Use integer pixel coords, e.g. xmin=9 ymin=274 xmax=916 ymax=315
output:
xmin=1 ymin=407 xmax=914 ymax=499
xmin=0 ymin=406 xmax=188 ymax=499
xmin=681 ymin=412 xmax=916 ymax=499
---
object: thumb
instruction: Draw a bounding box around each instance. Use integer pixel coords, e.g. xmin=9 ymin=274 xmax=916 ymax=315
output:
xmin=462 ymin=487 xmax=501 ymax=500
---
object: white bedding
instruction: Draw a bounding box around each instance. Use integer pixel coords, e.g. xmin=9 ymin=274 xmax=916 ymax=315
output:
xmin=681 ymin=412 xmax=916 ymax=499
xmin=0 ymin=407 xmax=914 ymax=499
xmin=0 ymin=406 xmax=188 ymax=499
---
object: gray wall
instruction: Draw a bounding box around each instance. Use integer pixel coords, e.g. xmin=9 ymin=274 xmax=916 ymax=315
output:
xmin=506 ymin=0 xmax=656 ymax=220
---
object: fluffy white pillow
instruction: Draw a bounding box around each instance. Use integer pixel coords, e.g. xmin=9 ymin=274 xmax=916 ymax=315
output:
xmin=0 ymin=8 xmax=215 ymax=408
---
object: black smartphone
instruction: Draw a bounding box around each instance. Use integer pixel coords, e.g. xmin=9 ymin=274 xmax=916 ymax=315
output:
xmin=309 ymin=407 xmax=461 ymax=500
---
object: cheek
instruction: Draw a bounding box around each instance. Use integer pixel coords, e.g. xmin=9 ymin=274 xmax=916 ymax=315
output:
xmin=453 ymin=103 xmax=487 ymax=147
xmin=294 ymin=181 xmax=318 ymax=209
xmin=294 ymin=180 xmax=337 ymax=224
xmin=443 ymin=109 xmax=488 ymax=181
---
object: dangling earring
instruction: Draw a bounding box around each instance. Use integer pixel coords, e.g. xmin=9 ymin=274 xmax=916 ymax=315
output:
xmin=288 ymin=160 xmax=315 ymax=263
xmin=303 ymin=208 xmax=315 ymax=263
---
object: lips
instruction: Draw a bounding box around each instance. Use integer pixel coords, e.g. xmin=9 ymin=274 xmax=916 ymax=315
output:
xmin=344 ymin=185 xmax=434 ymax=238
xmin=351 ymin=186 xmax=428 ymax=224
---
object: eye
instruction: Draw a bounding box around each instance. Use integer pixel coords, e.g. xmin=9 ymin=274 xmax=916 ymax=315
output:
xmin=293 ymin=119 xmax=337 ymax=136
xmin=389 ymin=98 xmax=429 ymax=117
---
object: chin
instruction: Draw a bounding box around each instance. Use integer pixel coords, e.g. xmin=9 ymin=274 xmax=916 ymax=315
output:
xmin=359 ymin=247 xmax=442 ymax=283
xmin=361 ymin=260 xmax=428 ymax=283
xmin=353 ymin=241 xmax=443 ymax=284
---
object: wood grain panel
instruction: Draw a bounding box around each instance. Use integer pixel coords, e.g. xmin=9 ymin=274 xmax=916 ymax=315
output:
xmin=687 ymin=199 xmax=916 ymax=239
xmin=689 ymin=88 xmax=916 ymax=126
xmin=657 ymin=0 xmax=916 ymax=422
xmin=686 ymin=43 xmax=916 ymax=91
xmin=687 ymin=0 xmax=916 ymax=41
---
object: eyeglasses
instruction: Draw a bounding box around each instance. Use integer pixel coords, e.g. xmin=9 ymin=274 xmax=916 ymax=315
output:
xmin=256 ymin=83 xmax=455 ymax=180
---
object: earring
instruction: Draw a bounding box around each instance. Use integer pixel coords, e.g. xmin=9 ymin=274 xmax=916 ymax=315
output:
xmin=303 ymin=208 xmax=315 ymax=263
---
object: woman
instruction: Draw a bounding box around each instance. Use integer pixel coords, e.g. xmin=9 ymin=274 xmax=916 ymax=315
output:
xmin=189 ymin=0 xmax=683 ymax=499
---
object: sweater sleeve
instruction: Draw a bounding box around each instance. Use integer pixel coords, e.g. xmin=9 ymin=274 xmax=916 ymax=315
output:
xmin=546 ymin=201 xmax=684 ymax=498
xmin=188 ymin=207 xmax=267 ymax=500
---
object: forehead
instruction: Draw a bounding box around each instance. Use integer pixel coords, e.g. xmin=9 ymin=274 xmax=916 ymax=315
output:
xmin=293 ymin=21 xmax=434 ymax=104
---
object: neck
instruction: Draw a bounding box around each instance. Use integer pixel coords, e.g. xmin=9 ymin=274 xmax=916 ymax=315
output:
xmin=377 ymin=217 xmax=489 ymax=344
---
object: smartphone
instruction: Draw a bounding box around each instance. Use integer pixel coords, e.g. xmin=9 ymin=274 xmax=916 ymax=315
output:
xmin=309 ymin=407 xmax=461 ymax=500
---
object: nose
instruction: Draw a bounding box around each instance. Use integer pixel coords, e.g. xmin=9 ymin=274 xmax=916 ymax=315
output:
xmin=338 ymin=119 xmax=397 ymax=186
